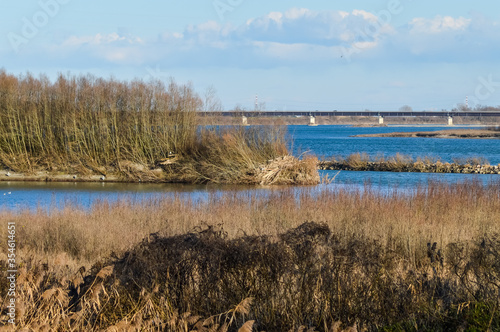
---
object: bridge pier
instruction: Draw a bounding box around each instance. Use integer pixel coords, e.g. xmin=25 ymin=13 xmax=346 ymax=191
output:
xmin=242 ymin=116 xmax=249 ymax=126
xmin=308 ymin=115 xmax=318 ymax=126
xmin=378 ymin=115 xmax=384 ymax=125
xmin=448 ymin=115 xmax=454 ymax=126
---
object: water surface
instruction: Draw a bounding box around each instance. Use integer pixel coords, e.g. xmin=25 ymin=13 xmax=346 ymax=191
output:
xmin=289 ymin=125 xmax=500 ymax=164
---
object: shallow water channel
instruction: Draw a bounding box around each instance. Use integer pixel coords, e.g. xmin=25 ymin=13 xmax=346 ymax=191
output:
xmin=1 ymin=125 xmax=499 ymax=211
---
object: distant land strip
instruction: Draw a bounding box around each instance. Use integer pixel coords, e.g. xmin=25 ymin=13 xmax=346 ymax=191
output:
xmin=319 ymin=160 xmax=500 ymax=174
xmin=353 ymin=129 xmax=500 ymax=139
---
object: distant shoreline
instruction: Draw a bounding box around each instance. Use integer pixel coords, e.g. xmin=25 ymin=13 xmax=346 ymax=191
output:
xmin=353 ymin=128 xmax=500 ymax=139
xmin=203 ymin=115 xmax=500 ymax=126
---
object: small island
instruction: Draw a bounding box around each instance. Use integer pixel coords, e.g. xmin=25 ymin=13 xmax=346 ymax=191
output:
xmin=354 ymin=128 xmax=500 ymax=139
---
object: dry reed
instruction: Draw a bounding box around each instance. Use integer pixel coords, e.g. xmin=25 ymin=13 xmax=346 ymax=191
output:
xmin=0 ymin=180 xmax=499 ymax=330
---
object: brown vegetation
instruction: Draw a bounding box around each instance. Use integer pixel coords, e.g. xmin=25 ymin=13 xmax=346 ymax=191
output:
xmin=320 ymin=153 xmax=500 ymax=174
xmin=0 ymin=70 xmax=318 ymax=185
xmin=1 ymin=181 xmax=499 ymax=330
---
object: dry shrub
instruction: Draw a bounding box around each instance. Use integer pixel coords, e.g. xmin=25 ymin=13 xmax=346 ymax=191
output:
xmin=346 ymin=153 xmax=369 ymax=170
xmin=6 ymin=223 xmax=490 ymax=331
xmin=254 ymin=155 xmax=320 ymax=185
xmin=160 ymin=125 xmax=318 ymax=185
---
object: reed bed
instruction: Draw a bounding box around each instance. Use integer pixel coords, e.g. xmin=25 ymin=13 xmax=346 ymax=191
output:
xmin=320 ymin=153 xmax=498 ymax=174
xmin=0 ymin=70 xmax=317 ymax=185
xmin=0 ymin=180 xmax=499 ymax=330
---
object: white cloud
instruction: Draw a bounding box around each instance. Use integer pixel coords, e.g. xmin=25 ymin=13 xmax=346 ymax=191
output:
xmin=352 ymin=9 xmax=378 ymax=22
xmin=238 ymin=8 xmax=392 ymax=49
xmin=284 ymin=8 xmax=310 ymax=20
xmin=410 ymin=16 xmax=471 ymax=34
xmin=268 ymin=11 xmax=284 ymax=23
xmin=63 ymin=32 xmax=143 ymax=47
xmin=339 ymin=11 xmax=349 ymax=19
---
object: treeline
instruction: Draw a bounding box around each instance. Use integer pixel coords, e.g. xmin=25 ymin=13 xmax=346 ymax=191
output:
xmin=0 ymin=70 xmax=316 ymax=184
xmin=452 ymin=104 xmax=500 ymax=112
xmin=0 ymin=70 xmax=200 ymax=170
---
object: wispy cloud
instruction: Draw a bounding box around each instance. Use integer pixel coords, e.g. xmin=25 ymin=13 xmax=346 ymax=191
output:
xmin=409 ymin=16 xmax=471 ymax=34
xmin=62 ymin=32 xmax=143 ymax=47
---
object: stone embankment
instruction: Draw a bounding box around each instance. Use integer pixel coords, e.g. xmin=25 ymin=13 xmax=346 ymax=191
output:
xmin=319 ymin=161 xmax=500 ymax=174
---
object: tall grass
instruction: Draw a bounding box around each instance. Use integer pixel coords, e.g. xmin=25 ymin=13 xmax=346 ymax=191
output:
xmin=0 ymin=70 xmax=316 ymax=184
xmin=0 ymin=181 xmax=499 ymax=329
xmin=2 ymin=181 xmax=499 ymax=261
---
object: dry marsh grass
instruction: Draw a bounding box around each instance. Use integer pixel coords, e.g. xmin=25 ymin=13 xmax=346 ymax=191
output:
xmin=0 ymin=180 xmax=499 ymax=330
xmin=321 ymin=153 xmax=499 ymax=174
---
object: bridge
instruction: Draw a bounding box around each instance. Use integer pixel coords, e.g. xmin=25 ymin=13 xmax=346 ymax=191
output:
xmin=201 ymin=111 xmax=500 ymax=126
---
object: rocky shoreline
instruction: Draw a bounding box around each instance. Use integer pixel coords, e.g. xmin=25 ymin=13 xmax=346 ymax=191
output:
xmin=354 ymin=129 xmax=500 ymax=139
xmin=319 ymin=160 xmax=500 ymax=174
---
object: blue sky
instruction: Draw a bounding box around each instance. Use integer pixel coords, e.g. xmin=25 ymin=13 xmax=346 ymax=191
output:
xmin=1 ymin=0 xmax=500 ymax=111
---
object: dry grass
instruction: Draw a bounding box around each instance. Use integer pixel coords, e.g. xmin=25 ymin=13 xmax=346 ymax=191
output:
xmin=321 ymin=153 xmax=499 ymax=173
xmin=0 ymin=181 xmax=499 ymax=330
xmin=1 ymin=181 xmax=499 ymax=262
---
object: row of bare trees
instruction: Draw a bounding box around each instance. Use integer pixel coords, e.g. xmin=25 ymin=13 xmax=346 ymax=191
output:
xmin=0 ymin=70 xmax=202 ymax=171
xmin=0 ymin=70 xmax=297 ymax=184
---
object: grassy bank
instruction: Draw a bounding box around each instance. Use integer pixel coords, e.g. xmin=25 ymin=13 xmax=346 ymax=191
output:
xmin=1 ymin=181 xmax=499 ymax=330
xmin=0 ymin=70 xmax=318 ymax=185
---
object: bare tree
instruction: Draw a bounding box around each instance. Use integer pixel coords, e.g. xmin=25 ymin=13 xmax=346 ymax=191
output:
xmin=204 ymin=85 xmax=223 ymax=112
xmin=399 ymin=105 xmax=413 ymax=112
xmin=456 ymin=103 xmax=471 ymax=112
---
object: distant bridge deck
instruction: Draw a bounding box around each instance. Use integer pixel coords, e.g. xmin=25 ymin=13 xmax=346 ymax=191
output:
xmin=201 ymin=111 xmax=500 ymax=118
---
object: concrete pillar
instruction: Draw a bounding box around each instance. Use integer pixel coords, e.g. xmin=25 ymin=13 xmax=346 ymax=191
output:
xmin=242 ymin=116 xmax=249 ymax=126
xmin=308 ymin=115 xmax=318 ymax=126
xmin=378 ymin=115 xmax=384 ymax=125
xmin=448 ymin=115 xmax=453 ymax=126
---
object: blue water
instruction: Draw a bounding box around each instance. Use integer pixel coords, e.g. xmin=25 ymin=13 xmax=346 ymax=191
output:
xmin=1 ymin=125 xmax=499 ymax=211
xmin=289 ymin=125 xmax=500 ymax=164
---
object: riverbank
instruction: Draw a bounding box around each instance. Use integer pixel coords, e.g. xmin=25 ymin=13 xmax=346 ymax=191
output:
xmin=1 ymin=182 xmax=499 ymax=330
xmin=354 ymin=128 xmax=500 ymax=139
xmin=4 ymin=154 xmax=499 ymax=184
xmin=0 ymin=155 xmax=319 ymax=185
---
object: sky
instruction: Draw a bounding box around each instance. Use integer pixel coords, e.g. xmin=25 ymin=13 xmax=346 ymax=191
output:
xmin=1 ymin=0 xmax=500 ymax=111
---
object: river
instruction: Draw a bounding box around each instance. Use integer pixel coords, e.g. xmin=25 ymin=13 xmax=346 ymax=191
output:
xmin=1 ymin=125 xmax=499 ymax=211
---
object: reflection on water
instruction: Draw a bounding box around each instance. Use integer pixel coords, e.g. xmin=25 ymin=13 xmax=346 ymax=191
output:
xmin=0 ymin=181 xmax=267 ymax=211
xmin=1 ymin=171 xmax=498 ymax=211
